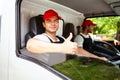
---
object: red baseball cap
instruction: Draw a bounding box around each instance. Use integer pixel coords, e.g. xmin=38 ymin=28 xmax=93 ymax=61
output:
xmin=82 ymin=20 xmax=97 ymax=27
xmin=43 ymin=9 xmax=61 ymax=20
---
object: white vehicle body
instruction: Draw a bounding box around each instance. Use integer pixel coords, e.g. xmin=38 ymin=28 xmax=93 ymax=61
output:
xmin=0 ymin=0 xmax=120 ymax=80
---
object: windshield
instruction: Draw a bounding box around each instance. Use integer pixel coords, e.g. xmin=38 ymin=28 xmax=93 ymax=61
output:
xmin=87 ymin=16 xmax=120 ymax=40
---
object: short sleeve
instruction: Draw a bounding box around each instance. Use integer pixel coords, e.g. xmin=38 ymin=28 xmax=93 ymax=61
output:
xmin=74 ymin=35 xmax=84 ymax=47
xmin=33 ymin=34 xmax=51 ymax=42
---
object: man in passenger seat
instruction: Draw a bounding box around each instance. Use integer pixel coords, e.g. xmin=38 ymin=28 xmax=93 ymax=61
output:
xmin=74 ymin=20 xmax=102 ymax=66
xmin=26 ymin=9 xmax=108 ymax=62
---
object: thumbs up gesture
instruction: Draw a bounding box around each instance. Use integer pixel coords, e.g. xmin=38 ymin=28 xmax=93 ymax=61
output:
xmin=62 ymin=33 xmax=78 ymax=54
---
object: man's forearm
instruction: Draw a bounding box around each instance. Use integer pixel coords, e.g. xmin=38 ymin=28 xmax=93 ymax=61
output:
xmin=26 ymin=38 xmax=77 ymax=54
xmin=76 ymin=47 xmax=108 ymax=61
xmin=26 ymin=38 xmax=65 ymax=54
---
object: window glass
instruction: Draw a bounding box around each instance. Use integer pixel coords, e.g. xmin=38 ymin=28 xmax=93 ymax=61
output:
xmin=87 ymin=16 xmax=120 ymax=40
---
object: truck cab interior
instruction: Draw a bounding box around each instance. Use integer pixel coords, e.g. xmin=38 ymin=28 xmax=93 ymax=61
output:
xmin=16 ymin=0 xmax=120 ymax=79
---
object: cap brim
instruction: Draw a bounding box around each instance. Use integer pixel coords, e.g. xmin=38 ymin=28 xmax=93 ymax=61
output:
xmin=58 ymin=16 xmax=61 ymax=19
xmin=91 ymin=23 xmax=97 ymax=26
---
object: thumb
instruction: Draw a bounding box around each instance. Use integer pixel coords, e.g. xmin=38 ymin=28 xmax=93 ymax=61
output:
xmin=66 ymin=33 xmax=73 ymax=41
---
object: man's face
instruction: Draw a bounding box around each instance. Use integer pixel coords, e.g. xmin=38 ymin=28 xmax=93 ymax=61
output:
xmin=87 ymin=25 xmax=94 ymax=33
xmin=43 ymin=16 xmax=59 ymax=33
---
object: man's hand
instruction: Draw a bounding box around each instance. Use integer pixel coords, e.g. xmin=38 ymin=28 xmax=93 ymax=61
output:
xmin=62 ymin=33 xmax=78 ymax=54
xmin=114 ymin=40 xmax=120 ymax=45
xmin=97 ymin=57 xmax=108 ymax=62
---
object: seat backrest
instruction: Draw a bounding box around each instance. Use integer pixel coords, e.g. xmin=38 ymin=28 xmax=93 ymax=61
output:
xmin=25 ymin=15 xmax=45 ymax=45
xmin=76 ymin=26 xmax=82 ymax=35
xmin=29 ymin=15 xmax=45 ymax=35
xmin=63 ymin=23 xmax=75 ymax=41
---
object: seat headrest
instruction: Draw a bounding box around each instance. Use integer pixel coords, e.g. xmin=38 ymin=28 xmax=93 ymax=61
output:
xmin=29 ymin=15 xmax=45 ymax=35
xmin=63 ymin=23 xmax=75 ymax=41
xmin=76 ymin=26 xmax=82 ymax=35
xmin=63 ymin=23 xmax=75 ymax=37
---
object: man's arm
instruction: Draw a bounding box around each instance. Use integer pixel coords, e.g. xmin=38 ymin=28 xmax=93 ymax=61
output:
xmin=76 ymin=47 xmax=108 ymax=62
xmin=26 ymin=33 xmax=77 ymax=54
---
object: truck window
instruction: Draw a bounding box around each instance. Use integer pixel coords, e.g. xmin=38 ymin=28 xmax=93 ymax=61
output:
xmin=87 ymin=16 xmax=120 ymax=41
xmin=16 ymin=0 xmax=120 ymax=80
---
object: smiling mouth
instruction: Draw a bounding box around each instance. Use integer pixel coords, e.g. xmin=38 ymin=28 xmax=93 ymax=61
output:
xmin=50 ymin=27 xmax=57 ymax=29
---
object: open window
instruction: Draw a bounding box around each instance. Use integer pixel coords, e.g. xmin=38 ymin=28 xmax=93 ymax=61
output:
xmin=16 ymin=0 xmax=120 ymax=80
